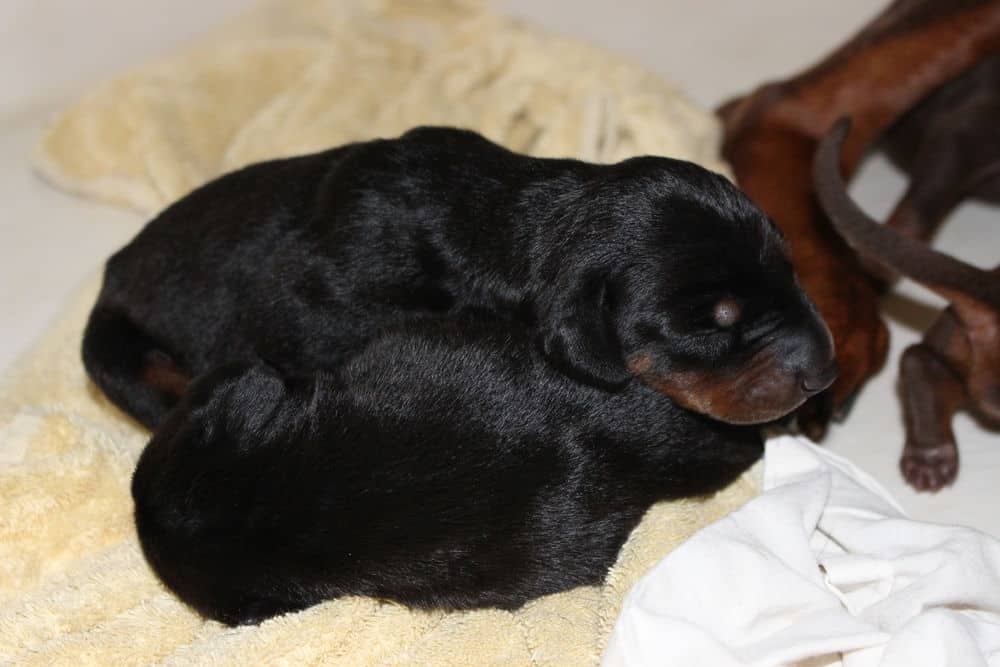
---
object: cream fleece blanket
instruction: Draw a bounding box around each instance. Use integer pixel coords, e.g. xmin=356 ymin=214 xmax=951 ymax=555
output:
xmin=7 ymin=0 xmax=756 ymax=663
xmin=33 ymin=0 xmax=729 ymax=213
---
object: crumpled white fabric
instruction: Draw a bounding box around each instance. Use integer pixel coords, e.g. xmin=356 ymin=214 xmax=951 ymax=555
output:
xmin=603 ymin=435 xmax=1000 ymax=667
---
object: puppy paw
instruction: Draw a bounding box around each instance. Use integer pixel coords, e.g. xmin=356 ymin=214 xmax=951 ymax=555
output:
xmin=900 ymin=441 xmax=958 ymax=492
xmin=832 ymin=388 xmax=859 ymax=423
xmin=795 ymin=390 xmax=834 ymax=441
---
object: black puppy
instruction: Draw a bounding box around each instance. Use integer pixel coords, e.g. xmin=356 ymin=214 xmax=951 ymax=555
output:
xmin=133 ymin=319 xmax=765 ymax=627
xmin=85 ymin=128 xmax=836 ymax=430
xmin=133 ymin=176 xmax=834 ymax=626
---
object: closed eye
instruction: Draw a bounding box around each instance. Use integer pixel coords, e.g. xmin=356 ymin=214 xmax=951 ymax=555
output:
xmin=740 ymin=311 xmax=784 ymax=344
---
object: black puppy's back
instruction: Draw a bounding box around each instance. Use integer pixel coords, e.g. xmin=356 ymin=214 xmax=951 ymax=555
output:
xmin=133 ymin=320 xmax=761 ymax=626
xmin=84 ymin=125 xmax=784 ymax=431
xmin=84 ymin=128 xmax=593 ymax=428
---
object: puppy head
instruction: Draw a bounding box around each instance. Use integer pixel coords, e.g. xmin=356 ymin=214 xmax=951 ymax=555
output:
xmin=537 ymin=157 xmax=836 ymax=424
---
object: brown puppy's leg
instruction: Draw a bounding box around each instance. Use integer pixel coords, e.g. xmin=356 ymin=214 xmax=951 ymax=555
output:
xmin=948 ymin=277 xmax=1000 ymax=423
xmin=902 ymin=276 xmax=1000 ymax=492
xmin=817 ymin=124 xmax=1000 ymax=488
xmin=899 ymin=341 xmax=966 ymax=492
xmin=901 ymin=275 xmax=1000 ymax=492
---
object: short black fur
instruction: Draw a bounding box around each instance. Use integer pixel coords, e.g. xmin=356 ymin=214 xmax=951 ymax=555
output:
xmin=132 ymin=319 xmax=763 ymax=626
xmin=84 ymin=127 xmax=833 ymax=430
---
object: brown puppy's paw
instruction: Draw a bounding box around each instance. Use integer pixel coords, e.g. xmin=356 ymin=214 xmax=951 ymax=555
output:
xmin=832 ymin=388 xmax=859 ymax=423
xmin=900 ymin=441 xmax=958 ymax=492
xmin=795 ymin=390 xmax=835 ymax=442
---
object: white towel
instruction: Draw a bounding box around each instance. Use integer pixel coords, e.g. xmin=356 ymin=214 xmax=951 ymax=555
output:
xmin=604 ymin=435 xmax=1000 ymax=666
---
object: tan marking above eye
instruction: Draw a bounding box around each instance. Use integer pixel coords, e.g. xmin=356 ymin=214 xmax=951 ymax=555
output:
xmin=713 ymin=298 xmax=742 ymax=328
xmin=626 ymin=352 xmax=655 ymax=374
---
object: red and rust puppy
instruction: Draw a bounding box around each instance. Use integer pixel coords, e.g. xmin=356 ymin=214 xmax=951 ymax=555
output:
xmin=717 ymin=0 xmax=1000 ymax=438
xmin=84 ymin=127 xmax=834 ymax=431
xmin=815 ymin=119 xmax=1000 ymax=492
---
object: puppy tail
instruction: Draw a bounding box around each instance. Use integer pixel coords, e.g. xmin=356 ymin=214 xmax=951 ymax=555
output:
xmin=82 ymin=305 xmax=191 ymax=429
xmin=814 ymin=118 xmax=1000 ymax=316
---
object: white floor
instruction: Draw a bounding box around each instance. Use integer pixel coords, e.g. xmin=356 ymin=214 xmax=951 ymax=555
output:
xmin=1 ymin=1 xmax=998 ymax=534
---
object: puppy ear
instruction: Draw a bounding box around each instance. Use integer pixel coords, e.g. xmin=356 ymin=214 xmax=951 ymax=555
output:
xmin=538 ymin=272 xmax=629 ymax=389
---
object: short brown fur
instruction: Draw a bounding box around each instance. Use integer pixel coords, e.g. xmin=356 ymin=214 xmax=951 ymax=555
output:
xmin=716 ymin=0 xmax=1000 ymax=437
xmin=815 ymin=119 xmax=1000 ymax=491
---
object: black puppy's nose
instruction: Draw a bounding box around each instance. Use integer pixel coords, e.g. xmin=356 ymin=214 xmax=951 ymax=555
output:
xmin=801 ymin=361 xmax=839 ymax=393
xmin=777 ymin=316 xmax=836 ymax=393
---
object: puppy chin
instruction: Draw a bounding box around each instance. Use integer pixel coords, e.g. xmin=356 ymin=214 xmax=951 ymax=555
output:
xmin=627 ymin=353 xmax=817 ymax=425
xmin=701 ymin=391 xmax=810 ymax=425
xmin=674 ymin=381 xmax=811 ymax=425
